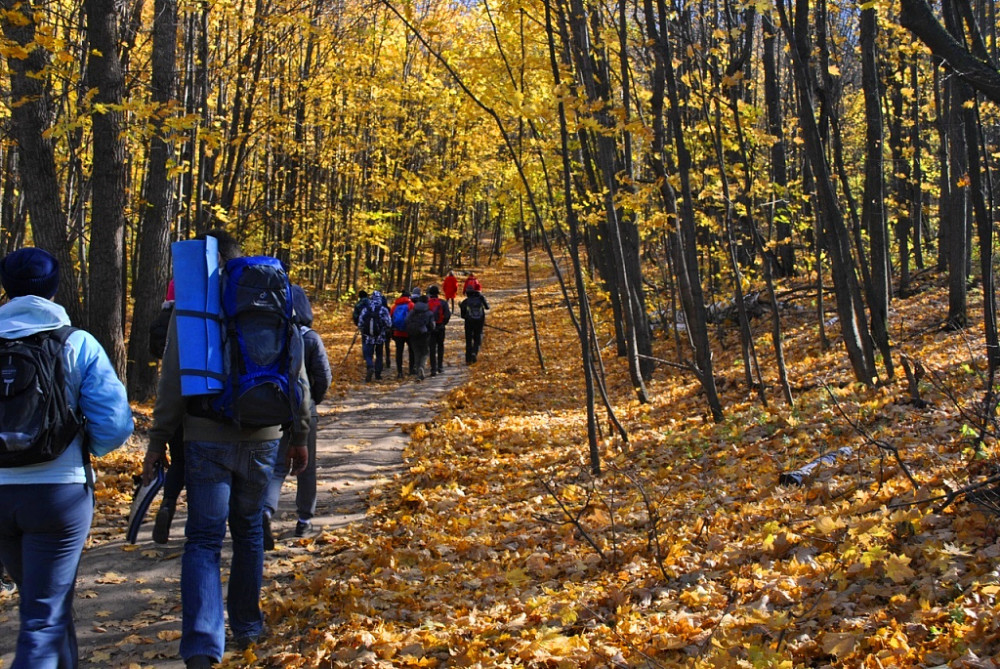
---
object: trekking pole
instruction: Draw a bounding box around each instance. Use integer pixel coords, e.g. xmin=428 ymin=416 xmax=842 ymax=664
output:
xmin=340 ymin=330 xmax=360 ymax=366
xmin=483 ymin=322 xmax=516 ymax=335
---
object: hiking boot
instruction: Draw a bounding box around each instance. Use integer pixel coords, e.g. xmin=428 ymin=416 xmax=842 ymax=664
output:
xmin=417 ymin=368 xmax=424 ymax=381
xmin=0 ymin=576 xmax=16 ymax=596
xmin=375 ymin=373 xmax=382 ymax=381
xmin=185 ymin=655 xmax=214 ymax=669
xmin=262 ymin=512 xmax=275 ymax=551
xmin=397 ymin=371 xmax=404 ymax=380
xmin=152 ymin=502 xmax=175 ymax=544
xmin=294 ymin=520 xmax=312 ymax=537
xmin=365 ymin=368 xmax=373 ymax=382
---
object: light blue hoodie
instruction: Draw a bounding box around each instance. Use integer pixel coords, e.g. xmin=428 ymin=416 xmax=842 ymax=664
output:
xmin=0 ymin=295 xmax=134 ymax=485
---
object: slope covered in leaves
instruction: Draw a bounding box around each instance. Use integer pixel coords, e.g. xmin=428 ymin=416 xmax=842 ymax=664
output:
xmin=235 ymin=254 xmax=1000 ymax=668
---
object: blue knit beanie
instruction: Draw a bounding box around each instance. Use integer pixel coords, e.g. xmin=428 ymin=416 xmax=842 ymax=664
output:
xmin=0 ymin=247 xmax=60 ymax=298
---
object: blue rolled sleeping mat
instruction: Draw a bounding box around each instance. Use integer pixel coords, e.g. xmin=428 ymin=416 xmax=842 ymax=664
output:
xmin=171 ymin=237 xmax=225 ymax=396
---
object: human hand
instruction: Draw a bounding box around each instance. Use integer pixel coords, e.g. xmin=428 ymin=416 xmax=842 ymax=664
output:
xmin=287 ymin=444 xmax=308 ymax=476
xmin=142 ymin=448 xmax=167 ymax=485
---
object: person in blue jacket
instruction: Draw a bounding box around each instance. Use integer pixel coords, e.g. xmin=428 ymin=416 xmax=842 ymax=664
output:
xmin=0 ymin=247 xmax=134 ymax=668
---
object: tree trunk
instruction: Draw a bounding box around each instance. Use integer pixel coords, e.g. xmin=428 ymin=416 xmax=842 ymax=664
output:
xmin=127 ymin=0 xmax=178 ymax=401
xmin=84 ymin=0 xmax=129 ymax=379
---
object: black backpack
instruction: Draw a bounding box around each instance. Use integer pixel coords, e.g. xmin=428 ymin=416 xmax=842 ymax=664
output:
xmin=0 ymin=327 xmax=85 ymax=468
xmin=406 ymin=308 xmax=434 ymax=337
xmin=464 ymin=295 xmax=485 ymax=320
xmin=358 ymin=299 xmax=387 ymax=339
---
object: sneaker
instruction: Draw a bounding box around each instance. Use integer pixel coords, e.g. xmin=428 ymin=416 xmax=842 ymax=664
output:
xmin=0 ymin=577 xmax=16 ymax=596
xmin=262 ymin=512 xmax=274 ymax=551
xmin=294 ymin=520 xmax=312 ymax=537
xmin=152 ymin=503 xmax=175 ymax=544
xmin=417 ymin=368 xmax=424 ymax=381
xmin=185 ymin=655 xmax=214 ymax=669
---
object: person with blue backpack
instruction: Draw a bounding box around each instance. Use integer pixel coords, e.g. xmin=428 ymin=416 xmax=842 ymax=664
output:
xmin=389 ymin=289 xmax=415 ymax=379
xmin=357 ymin=290 xmax=392 ymax=382
xmin=142 ymin=230 xmax=312 ymax=669
xmin=261 ymin=285 xmax=331 ymax=546
xmin=0 ymin=247 xmax=134 ymax=668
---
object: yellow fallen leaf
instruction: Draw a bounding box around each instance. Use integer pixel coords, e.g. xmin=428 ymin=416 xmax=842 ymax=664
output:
xmin=885 ymin=553 xmax=915 ymax=583
xmin=822 ymin=632 xmax=858 ymax=657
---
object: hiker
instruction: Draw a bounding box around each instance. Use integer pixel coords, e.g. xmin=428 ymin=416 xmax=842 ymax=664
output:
xmin=405 ymin=294 xmax=435 ymax=381
xmin=426 ymin=285 xmax=451 ymax=376
xmin=0 ymin=247 xmax=134 ymax=668
xmin=357 ymin=290 xmax=391 ymax=382
xmin=148 ymin=279 xmax=186 ymax=544
xmin=262 ymin=285 xmax=332 ymax=547
xmin=390 ymin=289 xmax=415 ymax=379
xmin=380 ymin=291 xmax=392 ymax=372
xmin=142 ymin=230 xmax=312 ymax=669
xmin=350 ymin=290 xmax=368 ymax=326
xmin=460 ymin=288 xmax=490 ymax=364
xmin=442 ymin=270 xmax=458 ymax=311
xmin=462 ymin=272 xmax=481 ymax=296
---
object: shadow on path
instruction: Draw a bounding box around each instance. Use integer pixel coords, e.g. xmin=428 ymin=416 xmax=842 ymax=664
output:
xmin=0 ymin=326 xmax=469 ymax=668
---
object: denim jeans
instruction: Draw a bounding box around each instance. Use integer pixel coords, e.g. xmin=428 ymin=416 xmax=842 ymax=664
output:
xmin=262 ymin=414 xmax=318 ymax=521
xmin=0 ymin=483 xmax=93 ymax=669
xmin=362 ymin=340 xmax=384 ymax=376
xmin=180 ymin=439 xmax=279 ymax=662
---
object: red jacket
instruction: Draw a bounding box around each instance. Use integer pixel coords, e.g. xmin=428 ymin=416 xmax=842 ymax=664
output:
xmin=390 ymin=296 xmax=414 ymax=338
xmin=463 ymin=275 xmax=481 ymax=295
xmin=442 ymin=274 xmax=458 ymax=300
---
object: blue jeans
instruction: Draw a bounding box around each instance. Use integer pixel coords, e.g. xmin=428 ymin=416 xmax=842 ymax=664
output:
xmin=362 ymin=340 xmax=383 ymax=376
xmin=0 ymin=483 xmax=93 ymax=669
xmin=180 ymin=439 xmax=279 ymax=662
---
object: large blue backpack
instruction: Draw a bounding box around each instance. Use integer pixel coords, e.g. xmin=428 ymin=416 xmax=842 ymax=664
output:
xmin=197 ymin=256 xmax=304 ymax=428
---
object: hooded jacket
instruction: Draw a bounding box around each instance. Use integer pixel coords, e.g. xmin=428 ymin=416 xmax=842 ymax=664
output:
xmin=390 ymin=295 xmax=414 ymax=338
xmin=0 ymin=296 xmax=134 ymax=484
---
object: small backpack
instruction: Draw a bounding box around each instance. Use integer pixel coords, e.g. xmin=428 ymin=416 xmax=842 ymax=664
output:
xmin=406 ymin=308 xmax=434 ymax=337
xmin=0 ymin=327 xmax=85 ymax=468
xmin=193 ymin=256 xmax=304 ymax=428
xmin=392 ymin=302 xmax=410 ymax=331
xmin=359 ymin=298 xmax=387 ymax=339
xmin=427 ymin=297 xmax=449 ymax=326
xmin=465 ymin=295 xmax=485 ymax=320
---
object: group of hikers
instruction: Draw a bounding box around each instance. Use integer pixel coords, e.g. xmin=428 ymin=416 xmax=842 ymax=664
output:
xmin=0 ymin=235 xmax=492 ymax=668
xmin=351 ymin=270 xmax=490 ymax=382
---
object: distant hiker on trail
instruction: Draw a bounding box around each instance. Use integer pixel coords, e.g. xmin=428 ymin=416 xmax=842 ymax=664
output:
xmin=443 ymin=270 xmax=459 ymax=311
xmin=426 ymin=284 xmax=451 ymax=376
xmin=148 ymin=279 xmax=186 ymax=544
xmin=390 ymin=290 xmax=415 ymax=379
xmin=262 ymin=285 xmax=332 ymax=548
xmin=460 ymin=288 xmax=490 ymax=364
xmin=351 ymin=290 xmax=369 ymax=326
xmin=142 ymin=230 xmax=312 ymax=669
xmin=357 ymin=290 xmax=392 ymax=382
xmin=463 ymin=272 xmax=481 ymax=296
xmin=405 ymin=293 xmax=436 ymax=381
xmin=0 ymin=247 xmax=134 ymax=668
xmin=380 ymin=291 xmax=392 ymax=372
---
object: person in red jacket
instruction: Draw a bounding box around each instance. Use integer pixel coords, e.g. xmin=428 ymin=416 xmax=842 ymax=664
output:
xmin=442 ymin=271 xmax=458 ymax=311
xmin=390 ymin=290 xmax=415 ymax=379
xmin=462 ymin=272 xmax=481 ymax=296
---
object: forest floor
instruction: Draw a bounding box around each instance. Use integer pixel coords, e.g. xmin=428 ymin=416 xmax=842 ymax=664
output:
xmin=4 ymin=247 xmax=1000 ymax=668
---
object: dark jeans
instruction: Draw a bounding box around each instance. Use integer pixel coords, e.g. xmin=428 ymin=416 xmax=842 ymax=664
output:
xmin=383 ymin=339 xmax=392 ymax=369
xmin=410 ymin=333 xmax=430 ymax=375
xmin=0 ymin=483 xmax=93 ymax=669
xmin=393 ymin=335 xmax=414 ymax=374
xmin=465 ymin=319 xmax=485 ymax=362
xmin=362 ymin=340 xmax=384 ymax=377
xmin=430 ymin=327 xmax=446 ymax=373
xmin=162 ymin=426 xmax=185 ymax=506
xmin=180 ymin=439 xmax=279 ymax=662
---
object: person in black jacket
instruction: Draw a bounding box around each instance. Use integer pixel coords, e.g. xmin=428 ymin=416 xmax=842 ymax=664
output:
xmin=404 ymin=294 xmax=435 ymax=381
xmin=261 ymin=285 xmax=332 ymax=545
xmin=460 ymin=289 xmax=490 ymax=363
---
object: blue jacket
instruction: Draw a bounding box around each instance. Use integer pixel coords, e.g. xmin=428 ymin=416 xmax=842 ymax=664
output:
xmin=0 ymin=296 xmax=134 ymax=485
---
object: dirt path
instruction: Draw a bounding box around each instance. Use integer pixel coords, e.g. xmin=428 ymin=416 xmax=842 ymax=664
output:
xmin=0 ymin=327 xmax=469 ymax=668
